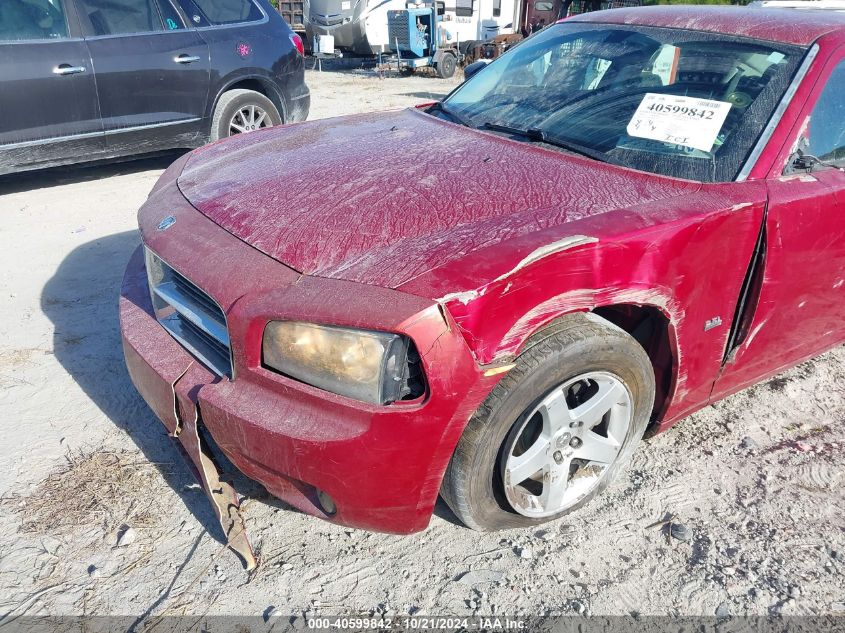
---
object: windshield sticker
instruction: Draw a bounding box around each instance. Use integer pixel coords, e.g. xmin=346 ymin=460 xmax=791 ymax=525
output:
xmin=627 ymin=93 xmax=733 ymax=153
xmin=615 ymin=135 xmax=713 ymax=158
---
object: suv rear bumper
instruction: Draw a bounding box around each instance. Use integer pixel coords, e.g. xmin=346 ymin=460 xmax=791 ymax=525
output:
xmin=288 ymin=88 xmax=310 ymax=123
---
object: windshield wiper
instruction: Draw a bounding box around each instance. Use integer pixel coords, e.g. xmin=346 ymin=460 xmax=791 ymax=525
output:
xmin=479 ymin=121 xmax=609 ymax=164
xmin=427 ymin=102 xmax=474 ymax=128
xmin=480 ymin=121 xmax=548 ymax=141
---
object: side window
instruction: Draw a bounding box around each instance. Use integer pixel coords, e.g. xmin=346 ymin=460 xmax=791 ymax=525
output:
xmin=76 ymin=0 xmax=164 ymax=36
xmin=178 ymin=0 xmax=263 ymax=25
xmin=156 ymin=0 xmax=186 ymax=30
xmin=0 ymin=0 xmax=69 ymax=42
xmin=807 ymin=61 xmax=845 ymax=165
xmin=174 ymin=0 xmax=209 ymax=25
xmin=455 ymin=0 xmax=474 ymax=17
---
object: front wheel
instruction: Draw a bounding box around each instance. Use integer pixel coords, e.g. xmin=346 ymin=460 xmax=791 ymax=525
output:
xmin=210 ymin=89 xmax=282 ymax=141
xmin=441 ymin=313 xmax=655 ymax=531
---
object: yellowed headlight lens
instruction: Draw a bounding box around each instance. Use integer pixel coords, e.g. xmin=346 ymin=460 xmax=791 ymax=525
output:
xmin=262 ymin=321 xmax=408 ymax=404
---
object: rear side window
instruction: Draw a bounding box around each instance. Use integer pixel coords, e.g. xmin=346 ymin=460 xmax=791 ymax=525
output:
xmin=0 ymin=0 xmax=68 ymax=42
xmin=77 ymin=0 xmax=164 ymax=35
xmin=177 ymin=0 xmax=263 ymax=25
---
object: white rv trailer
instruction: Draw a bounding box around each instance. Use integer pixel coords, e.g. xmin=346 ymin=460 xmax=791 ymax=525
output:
xmin=307 ymin=0 xmax=524 ymax=55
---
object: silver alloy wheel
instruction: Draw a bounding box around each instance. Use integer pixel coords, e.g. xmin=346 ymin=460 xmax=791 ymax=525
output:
xmin=500 ymin=371 xmax=633 ymax=518
xmin=228 ymin=104 xmax=270 ymax=135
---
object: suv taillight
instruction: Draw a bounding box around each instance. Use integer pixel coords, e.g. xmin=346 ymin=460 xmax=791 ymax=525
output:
xmin=289 ymin=33 xmax=304 ymax=56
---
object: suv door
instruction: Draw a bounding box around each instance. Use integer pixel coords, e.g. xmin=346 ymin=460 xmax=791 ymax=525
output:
xmin=72 ymin=0 xmax=210 ymax=153
xmin=0 ymin=0 xmax=103 ymax=174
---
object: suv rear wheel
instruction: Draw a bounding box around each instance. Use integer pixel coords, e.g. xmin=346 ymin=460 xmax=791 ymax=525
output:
xmin=210 ymin=89 xmax=282 ymax=141
xmin=441 ymin=313 xmax=655 ymax=531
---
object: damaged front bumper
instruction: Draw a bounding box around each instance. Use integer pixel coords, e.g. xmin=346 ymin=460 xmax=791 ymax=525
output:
xmin=119 ymin=180 xmax=500 ymax=568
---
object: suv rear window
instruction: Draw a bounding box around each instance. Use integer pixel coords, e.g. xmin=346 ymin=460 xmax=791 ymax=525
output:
xmin=177 ymin=0 xmax=263 ymax=25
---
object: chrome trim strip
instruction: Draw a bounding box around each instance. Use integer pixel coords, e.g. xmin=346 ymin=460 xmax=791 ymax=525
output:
xmin=0 ymin=36 xmax=85 ymax=44
xmin=736 ymin=43 xmax=819 ymax=182
xmin=158 ymin=313 xmax=230 ymax=376
xmin=103 ymin=118 xmax=203 ymax=135
xmin=0 ymin=118 xmax=202 ymax=150
xmin=145 ymin=247 xmax=234 ymax=379
xmin=83 ymin=29 xmax=197 ymax=40
xmin=153 ymin=283 xmax=230 ymax=348
xmin=0 ymin=130 xmax=104 ymax=149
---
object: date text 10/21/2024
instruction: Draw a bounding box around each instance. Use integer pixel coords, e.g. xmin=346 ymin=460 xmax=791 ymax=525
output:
xmin=306 ymin=616 xmax=528 ymax=630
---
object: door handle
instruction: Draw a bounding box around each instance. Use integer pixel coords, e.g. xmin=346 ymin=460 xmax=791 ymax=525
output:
xmin=174 ymin=54 xmax=201 ymax=64
xmin=53 ymin=64 xmax=86 ymax=76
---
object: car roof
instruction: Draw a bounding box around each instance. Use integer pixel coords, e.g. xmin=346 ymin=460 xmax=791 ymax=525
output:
xmin=568 ymin=5 xmax=845 ymax=46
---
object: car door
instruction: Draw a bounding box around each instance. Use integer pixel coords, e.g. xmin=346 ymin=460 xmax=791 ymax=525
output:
xmin=712 ymin=52 xmax=845 ymax=399
xmin=72 ymin=0 xmax=210 ymax=153
xmin=0 ymin=0 xmax=103 ymax=174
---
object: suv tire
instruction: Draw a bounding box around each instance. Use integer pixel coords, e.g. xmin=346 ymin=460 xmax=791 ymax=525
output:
xmin=210 ymin=89 xmax=282 ymax=141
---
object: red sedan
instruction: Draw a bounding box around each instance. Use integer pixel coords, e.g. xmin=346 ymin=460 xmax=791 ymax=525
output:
xmin=121 ymin=6 xmax=845 ymax=568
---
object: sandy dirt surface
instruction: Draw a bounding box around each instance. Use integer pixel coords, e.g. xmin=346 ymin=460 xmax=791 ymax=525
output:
xmin=1 ymin=69 xmax=844 ymax=622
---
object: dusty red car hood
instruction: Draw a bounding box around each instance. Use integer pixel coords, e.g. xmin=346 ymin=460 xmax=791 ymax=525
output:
xmin=178 ymin=108 xmax=699 ymax=289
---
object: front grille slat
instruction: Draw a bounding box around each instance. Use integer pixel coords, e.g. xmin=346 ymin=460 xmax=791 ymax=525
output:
xmin=145 ymin=248 xmax=233 ymax=378
xmin=153 ymin=282 xmax=230 ymax=348
xmin=172 ymin=273 xmax=225 ymax=320
xmin=182 ymin=317 xmax=230 ymax=360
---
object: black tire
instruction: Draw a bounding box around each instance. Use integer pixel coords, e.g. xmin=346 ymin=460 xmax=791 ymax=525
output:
xmin=441 ymin=312 xmax=655 ymax=531
xmin=436 ymin=53 xmax=457 ymax=79
xmin=459 ymin=39 xmax=477 ymax=56
xmin=210 ymin=89 xmax=282 ymax=142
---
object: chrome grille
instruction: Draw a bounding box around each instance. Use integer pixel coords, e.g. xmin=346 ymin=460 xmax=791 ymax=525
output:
xmin=145 ymin=248 xmax=232 ymax=378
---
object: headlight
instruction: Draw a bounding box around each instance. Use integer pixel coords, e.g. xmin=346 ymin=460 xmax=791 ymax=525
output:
xmin=262 ymin=321 xmax=422 ymax=405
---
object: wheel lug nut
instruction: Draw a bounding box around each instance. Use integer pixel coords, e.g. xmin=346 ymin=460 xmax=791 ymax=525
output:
xmin=553 ymin=450 xmax=564 ymax=464
xmin=569 ymin=437 xmax=583 ymax=449
xmin=557 ymin=432 xmax=571 ymax=447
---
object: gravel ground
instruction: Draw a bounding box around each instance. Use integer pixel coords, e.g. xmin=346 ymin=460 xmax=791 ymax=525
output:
xmin=0 ymin=68 xmax=843 ymax=621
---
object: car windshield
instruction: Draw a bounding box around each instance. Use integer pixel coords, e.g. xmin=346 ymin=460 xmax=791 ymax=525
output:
xmin=439 ymin=23 xmax=805 ymax=182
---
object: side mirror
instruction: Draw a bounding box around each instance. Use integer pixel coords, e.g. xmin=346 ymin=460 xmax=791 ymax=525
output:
xmin=785 ymin=149 xmax=843 ymax=175
xmin=784 ymin=137 xmax=814 ymax=175
xmin=790 ymin=150 xmax=817 ymax=172
xmin=463 ymin=59 xmax=490 ymax=81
